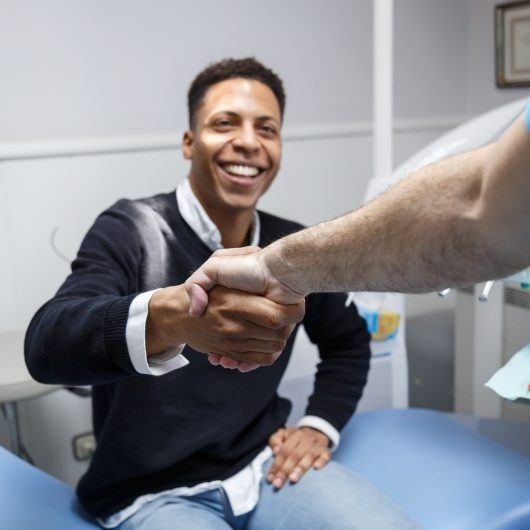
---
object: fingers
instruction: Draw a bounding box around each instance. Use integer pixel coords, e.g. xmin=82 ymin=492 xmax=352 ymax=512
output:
xmin=237 ymin=361 xmax=259 ymax=372
xmin=185 ymin=264 xmax=219 ymax=317
xmin=211 ymin=246 xmax=261 ymax=257
xmin=207 ymin=350 xmax=282 ymax=367
xmin=312 ymin=451 xmax=331 ymax=470
xmin=287 ymin=453 xmax=317 ymax=484
xmin=219 ymin=356 xmax=240 ymax=369
xmin=208 ymin=354 xmax=259 ymax=372
xmin=267 ymin=429 xmax=300 ymax=487
xmin=267 ymin=428 xmax=330 ymax=489
xmin=241 ymin=299 xmax=305 ymax=330
xmin=208 ymin=353 xmax=221 ymax=365
xmin=227 ymin=337 xmax=288 ymax=355
xmin=223 ymin=350 xmax=283 ymax=366
xmin=186 ymin=282 xmax=210 ymax=317
xmin=268 ymin=428 xmax=288 ymax=454
xmin=185 ymin=271 xmax=304 ymax=371
xmin=220 ymin=317 xmax=293 ymax=342
xmin=185 ymin=251 xmax=265 ymax=316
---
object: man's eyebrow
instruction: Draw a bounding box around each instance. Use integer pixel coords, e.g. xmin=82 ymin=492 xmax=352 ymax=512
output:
xmin=211 ymin=111 xmax=279 ymax=122
xmin=256 ymin=115 xmax=278 ymax=122
xmin=212 ymin=110 xmax=240 ymax=118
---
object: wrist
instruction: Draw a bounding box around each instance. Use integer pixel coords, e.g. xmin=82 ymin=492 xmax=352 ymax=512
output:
xmin=146 ymin=285 xmax=190 ymax=356
xmin=261 ymin=239 xmax=308 ymax=300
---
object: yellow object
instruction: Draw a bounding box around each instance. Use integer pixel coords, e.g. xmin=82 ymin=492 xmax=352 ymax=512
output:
xmin=371 ymin=311 xmax=401 ymax=341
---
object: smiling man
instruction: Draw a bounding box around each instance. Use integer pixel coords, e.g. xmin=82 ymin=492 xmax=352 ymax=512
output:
xmin=26 ymin=58 xmax=419 ymax=529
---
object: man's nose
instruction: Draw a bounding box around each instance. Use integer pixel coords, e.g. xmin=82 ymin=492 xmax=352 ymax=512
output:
xmin=233 ymin=124 xmax=260 ymax=152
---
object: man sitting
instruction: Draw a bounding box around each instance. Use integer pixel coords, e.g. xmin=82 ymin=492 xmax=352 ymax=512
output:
xmin=25 ymin=57 xmax=418 ymax=530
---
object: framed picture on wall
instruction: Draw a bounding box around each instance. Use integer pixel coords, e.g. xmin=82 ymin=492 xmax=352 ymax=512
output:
xmin=496 ymin=1 xmax=530 ymax=86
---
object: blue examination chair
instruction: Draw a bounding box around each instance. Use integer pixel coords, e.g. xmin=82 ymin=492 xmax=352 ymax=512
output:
xmin=1 ymin=408 xmax=530 ymax=530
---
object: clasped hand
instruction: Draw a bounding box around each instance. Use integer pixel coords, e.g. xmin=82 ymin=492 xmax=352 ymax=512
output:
xmin=147 ymin=282 xmax=304 ymax=372
xmin=184 ymin=246 xmax=305 ymax=371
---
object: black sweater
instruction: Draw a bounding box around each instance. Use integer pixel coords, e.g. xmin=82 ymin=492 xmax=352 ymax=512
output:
xmin=25 ymin=191 xmax=370 ymax=518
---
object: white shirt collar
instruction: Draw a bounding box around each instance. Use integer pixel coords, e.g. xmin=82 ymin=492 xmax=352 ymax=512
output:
xmin=176 ymin=179 xmax=260 ymax=251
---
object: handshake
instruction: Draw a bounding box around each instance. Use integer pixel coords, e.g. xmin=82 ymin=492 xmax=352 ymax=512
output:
xmin=147 ymin=246 xmax=307 ymax=372
xmin=185 ymin=246 xmax=306 ymax=372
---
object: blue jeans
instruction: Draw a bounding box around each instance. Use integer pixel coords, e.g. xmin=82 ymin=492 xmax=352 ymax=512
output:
xmin=118 ymin=461 xmax=420 ymax=530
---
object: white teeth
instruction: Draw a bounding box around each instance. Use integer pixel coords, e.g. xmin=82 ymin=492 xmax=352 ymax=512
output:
xmin=223 ymin=164 xmax=260 ymax=177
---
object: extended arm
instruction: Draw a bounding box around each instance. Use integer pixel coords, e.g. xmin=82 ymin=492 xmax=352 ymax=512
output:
xmin=25 ymin=205 xmax=303 ymax=385
xmin=186 ymin=110 xmax=530 ymax=312
xmin=264 ymin=113 xmax=530 ymax=295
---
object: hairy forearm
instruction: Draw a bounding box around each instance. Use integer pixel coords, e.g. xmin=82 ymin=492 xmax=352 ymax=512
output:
xmin=263 ymin=118 xmax=530 ymax=295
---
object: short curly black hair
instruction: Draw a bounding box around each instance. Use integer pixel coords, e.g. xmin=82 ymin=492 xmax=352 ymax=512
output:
xmin=187 ymin=57 xmax=286 ymax=129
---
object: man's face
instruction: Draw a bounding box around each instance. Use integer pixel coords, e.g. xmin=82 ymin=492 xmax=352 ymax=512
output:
xmin=183 ymin=78 xmax=282 ymax=213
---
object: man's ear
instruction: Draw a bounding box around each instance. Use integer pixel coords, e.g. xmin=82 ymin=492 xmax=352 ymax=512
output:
xmin=182 ymin=130 xmax=194 ymax=160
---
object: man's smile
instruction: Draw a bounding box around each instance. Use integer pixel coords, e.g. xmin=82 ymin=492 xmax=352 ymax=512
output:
xmin=216 ymin=160 xmax=269 ymax=187
xmin=222 ymin=163 xmax=260 ymax=177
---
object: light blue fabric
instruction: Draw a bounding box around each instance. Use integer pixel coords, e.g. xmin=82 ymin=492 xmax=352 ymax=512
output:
xmin=526 ymin=100 xmax=530 ymax=131
xmin=117 ymin=460 xmax=420 ymax=530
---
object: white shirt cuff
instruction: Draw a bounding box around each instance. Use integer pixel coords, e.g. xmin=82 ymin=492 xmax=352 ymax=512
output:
xmin=296 ymin=415 xmax=340 ymax=451
xmin=125 ymin=289 xmax=189 ymax=376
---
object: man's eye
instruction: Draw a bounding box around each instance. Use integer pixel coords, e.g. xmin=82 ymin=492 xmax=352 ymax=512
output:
xmin=216 ymin=120 xmax=232 ymax=127
xmin=261 ymin=125 xmax=276 ymax=134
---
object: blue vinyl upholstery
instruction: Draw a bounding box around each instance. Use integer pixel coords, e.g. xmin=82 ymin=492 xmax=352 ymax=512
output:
xmin=1 ymin=408 xmax=529 ymax=529
xmin=0 ymin=444 xmax=98 ymax=529
xmin=335 ymin=409 xmax=530 ymax=530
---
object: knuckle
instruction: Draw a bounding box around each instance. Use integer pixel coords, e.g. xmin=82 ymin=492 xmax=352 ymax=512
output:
xmin=241 ymin=354 xmax=261 ymax=366
xmin=271 ymin=455 xmax=282 ymax=466
xmin=286 ymin=301 xmax=305 ymax=324
xmin=278 ymin=446 xmax=290 ymax=459
xmin=279 ymin=327 xmax=292 ymax=341
xmin=259 ymin=353 xmax=277 ymax=366
xmin=291 ymin=310 xmax=305 ymax=325
xmin=266 ymin=312 xmax=283 ymax=329
xmin=268 ymin=340 xmax=286 ymax=353
xmin=298 ymin=461 xmax=310 ymax=472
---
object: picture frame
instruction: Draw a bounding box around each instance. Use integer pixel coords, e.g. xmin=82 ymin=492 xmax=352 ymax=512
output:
xmin=496 ymin=1 xmax=530 ymax=87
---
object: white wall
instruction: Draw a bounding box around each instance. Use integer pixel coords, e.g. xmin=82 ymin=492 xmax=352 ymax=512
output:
xmin=394 ymin=0 xmax=469 ymax=120
xmin=0 ymin=0 xmax=373 ymax=142
xmin=0 ymin=0 xmax=469 ymax=142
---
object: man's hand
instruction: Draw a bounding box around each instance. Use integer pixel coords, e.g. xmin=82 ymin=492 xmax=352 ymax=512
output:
xmin=146 ymin=284 xmax=304 ymax=370
xmin=267 ymin=427 xmax=331 ymax=489
xmin=184 ymin=247 xmax=305 ymax=371
xmin=185 ymin=247 xmax=304 ymax=317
